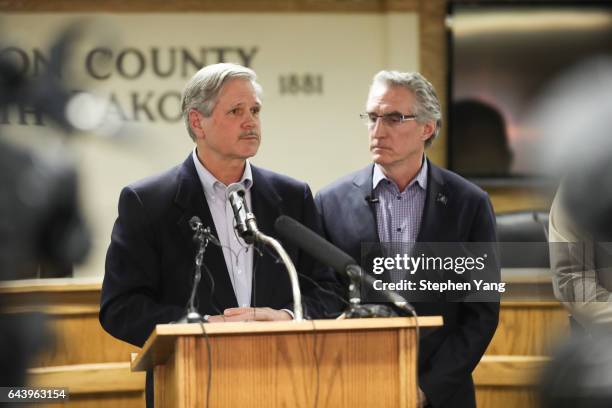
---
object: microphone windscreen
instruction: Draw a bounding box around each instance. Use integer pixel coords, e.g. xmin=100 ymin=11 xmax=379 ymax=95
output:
xmin=274 ymin=215 xmax=356 ymax=274
xmin=189 ymin=216 xmax=201 ymax=230
xmin=226 ymin=183 xmax=245 ymax=201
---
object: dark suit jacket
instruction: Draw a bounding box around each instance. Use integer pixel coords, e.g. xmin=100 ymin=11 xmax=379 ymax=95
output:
xmin=100 ymin=154 xmax=341 ymax=405
xmin=315 ymin=161 xmax=500 ymax=408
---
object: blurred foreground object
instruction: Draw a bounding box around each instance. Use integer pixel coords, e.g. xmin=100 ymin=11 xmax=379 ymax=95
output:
xmin=536 ymin=58 xmax=612 ymax=331
xmin=0 ymin=22 xmax=94 ymax=392
xmin=549 ymin=187 xmax=612 ymax=332
xmin=0 ymin=22 xmax=92 ymax=279
xmin=539 ymin=332 xmax=612 ymax=408
xmin=534 ymin=57 xmax=612 ymax=240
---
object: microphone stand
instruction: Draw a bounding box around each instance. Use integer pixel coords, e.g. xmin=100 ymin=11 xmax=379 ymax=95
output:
xmin=246 ymin=217 xmax=304 ymax=321
xmin=344 ymin=264 xmax=416 ymax=318
xmin=226 ymin=184 xmax=304 ymax=321
xmin=344 ymin=265 xmax=395 ymax=318
xmin=175 ymin=225 xmax=211 ymax=324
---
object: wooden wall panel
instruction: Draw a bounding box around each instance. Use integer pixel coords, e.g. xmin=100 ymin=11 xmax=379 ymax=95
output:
xmin=0 ymin=280 xmax=144 ymax=408
xmin=35 ymin=313 xmax=138 ymax=367
xmin=419 ymin=0 xmax=448 ymax=167
xmin=485 ymin=302 xmax=569 ymax=356
xmin=40 ymin=392 xmax=145 ymax=408
xmin=30 ymin=362 xmax=145 ymax=394
xmin=476 ymin=387 xmax=540 ymax=408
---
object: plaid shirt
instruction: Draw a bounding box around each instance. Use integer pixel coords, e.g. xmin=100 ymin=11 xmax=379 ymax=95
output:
xmin=372 ymin=159 xmax=428 ymax=244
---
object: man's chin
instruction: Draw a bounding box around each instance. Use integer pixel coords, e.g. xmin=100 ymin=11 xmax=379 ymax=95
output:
xmin=372 ymin=155 xmax=391 ymax=166
xmin=238 ymin=147 xmax=259 ymax=160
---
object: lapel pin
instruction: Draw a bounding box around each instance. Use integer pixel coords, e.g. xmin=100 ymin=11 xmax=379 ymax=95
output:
xmin=436 ymin=193 xmax=448 ymax=205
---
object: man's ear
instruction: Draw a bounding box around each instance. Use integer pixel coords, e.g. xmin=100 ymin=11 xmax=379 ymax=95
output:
xmin=188 ymin=109 xmax=206 ymax=140
xmin=421 ymin=121 xmax=435 ymax=142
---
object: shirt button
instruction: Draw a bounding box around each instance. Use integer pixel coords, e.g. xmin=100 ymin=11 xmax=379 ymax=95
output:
xmin=396 ymin=195 xmax=401 ymax=200
xmin=396 ymin=228 xmax=401 ymax=232
xmin=236 ymin=268 xmax=243 ymax=275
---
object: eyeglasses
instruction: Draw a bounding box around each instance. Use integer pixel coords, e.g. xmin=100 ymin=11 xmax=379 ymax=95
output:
xmin=360 ymin=112 xmax=418 ymax=127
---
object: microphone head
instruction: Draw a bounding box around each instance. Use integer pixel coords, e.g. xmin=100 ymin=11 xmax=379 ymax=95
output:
xmin=189 ymin=216 xmax=201 ymax=231
xmin=226 ymin=183 xmax=246 ymax=201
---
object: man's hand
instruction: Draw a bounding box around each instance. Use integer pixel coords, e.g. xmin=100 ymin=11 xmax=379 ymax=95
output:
xmin=207 ymin=307 xmax=293 ymax=322
xmin=418 ymin=387 xmax=428 ymax=408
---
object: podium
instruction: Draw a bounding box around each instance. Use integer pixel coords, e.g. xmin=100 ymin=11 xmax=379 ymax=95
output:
xmin=131 ymin=316 xmax=442 ymax=408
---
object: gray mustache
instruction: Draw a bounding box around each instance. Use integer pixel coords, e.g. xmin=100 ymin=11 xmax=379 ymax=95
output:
xmin=240 ymin=130 xmax=260 ymax=138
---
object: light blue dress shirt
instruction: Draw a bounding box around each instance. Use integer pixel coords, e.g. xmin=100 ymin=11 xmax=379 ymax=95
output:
xmin=192 ymin=148 xmax=254 ymax=307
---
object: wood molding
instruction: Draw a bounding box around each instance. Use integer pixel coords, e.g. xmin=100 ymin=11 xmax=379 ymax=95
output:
xmin=134 ymin=317 xmax=443 ymax=372
xmin=419 ymin=0 xmax=447 ymax=167
xmin=474 ymin=355 xmax=549 ymax=387
xmin=0 ymin=0 xmax=418 ymax=13
xmin=0 ymin=278 xmax=101 ymax=293
xmin=29 ymin=362 xmax=145 ymax=394
xmin=501 ymin=301 xmax=565 ymax=308
xmin=0 ymin=278 xmax=102 ymax=315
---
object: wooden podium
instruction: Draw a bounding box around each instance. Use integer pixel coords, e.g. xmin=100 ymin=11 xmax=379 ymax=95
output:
xmin=131 ymin=317 xmax=442 ymax=408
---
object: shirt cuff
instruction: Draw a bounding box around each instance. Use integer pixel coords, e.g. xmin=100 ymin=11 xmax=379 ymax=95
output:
xmin=281 ymin=309 xmax=295 ymax=320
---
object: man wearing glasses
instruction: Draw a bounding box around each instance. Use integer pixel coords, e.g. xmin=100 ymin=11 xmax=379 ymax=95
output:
xmin=315 ymin=71 xmax=499 ymax=408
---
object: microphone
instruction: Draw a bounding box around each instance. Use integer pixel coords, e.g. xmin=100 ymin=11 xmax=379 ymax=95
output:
xmin=365 ymin=195 xmax=379 ymax=204
xmin=223 ymin=188 xmax=304 ymax=319
xmin=226 ymin=183 xmax=256 ymax=244
xmin=274 ymin=215 xmax=414 ymax=314
xmin=189 ymin=215 xmax=202 ymax=231
xmin=189 ymin=216 xmax=221 ymax=247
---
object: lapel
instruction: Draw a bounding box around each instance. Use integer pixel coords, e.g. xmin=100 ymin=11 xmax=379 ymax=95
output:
xmin=249 ymin=165 xmax=283 ymax=306
xmin=416 ymin=160 xmax=450 ymax=243
xmin=173 ymin=154 xmax=238 ymax=311
xmin=351 ymin=164 xmax=380 ymax=245
xmin=349 ymin=165 xmax=382 ymax=272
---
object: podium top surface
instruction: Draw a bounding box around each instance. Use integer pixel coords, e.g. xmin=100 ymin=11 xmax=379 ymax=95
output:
xmin=132 ymin=316 xmax=442 ymax=372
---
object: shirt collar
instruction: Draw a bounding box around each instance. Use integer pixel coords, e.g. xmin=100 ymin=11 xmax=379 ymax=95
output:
xmin=372 ymin=156 xmax=428 ymax=192
xmin=192 ymin=147 xmax=253 ymax=198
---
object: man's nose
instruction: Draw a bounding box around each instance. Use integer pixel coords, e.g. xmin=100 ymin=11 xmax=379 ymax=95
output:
xmin=371 ymin=117 xmax=386 ymax=138
xmin=242 ymin=111 xmax=258 ymax=128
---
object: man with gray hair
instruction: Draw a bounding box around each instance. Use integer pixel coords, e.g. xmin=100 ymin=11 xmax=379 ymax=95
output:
xmin=316 ymin=71 xmax=499 ymax=407
xmin=100 ymin=63 xmax=340 ymax=406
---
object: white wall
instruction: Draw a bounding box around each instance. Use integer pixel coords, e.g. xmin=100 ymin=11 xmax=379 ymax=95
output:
xmin=0 ymin=12 xmax=419 ymax=276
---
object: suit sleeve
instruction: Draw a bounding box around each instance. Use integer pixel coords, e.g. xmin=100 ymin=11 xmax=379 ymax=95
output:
xmin=290 ymin=184 xmax=344 ymax=319
xmin=549 ymin=189 xmax=612 ymax=329
xmin=419 ymin=195 xmax=500 ymax=408
xmin=99 ymin=187 xmax=184 ymax=347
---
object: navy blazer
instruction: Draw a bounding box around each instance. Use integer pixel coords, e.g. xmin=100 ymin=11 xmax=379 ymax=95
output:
xmin=315 ymin=161 xmax=500 ymax=408
xmin=100 ymin=154 xmax=341 ymax=348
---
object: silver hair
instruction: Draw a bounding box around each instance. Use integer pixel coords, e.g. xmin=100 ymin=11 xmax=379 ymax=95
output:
xmin=370 ymin=70 xmax=442 ymax=147
xmin=181 ymin=63 xmax=262 ymax=141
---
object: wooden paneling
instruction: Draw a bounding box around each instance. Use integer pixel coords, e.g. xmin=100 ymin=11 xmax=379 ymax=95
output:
xmin=0 ymin=0 xmax=418 ymax=12
xmin=486 ymin=302 xmax=568 ymax=356
xmin=144 ymin=321 xmax=426 ymax=408
xmin=0 ymin=279 xmax=143 ymax=408
xmin=34 ymin=314 xmax=138 ymax=366
xmin=476 ymin=387 xmax=540 ymax=408
xmin=473 ymin=301 xmax=568 ymax=408
xmin=37 ymin=393 xmax=145 ymax=408
xmin=28 ymin=362 xmax=145 ymax=408
xmin=30 ymin=362 xmax=144 ymax=394
xmin=0 ymin=279 xmax=139 ymax=367
xmin=488 ymin=186 xmax=553 ymax=214
xmin=419 ymin=0 xmax=448 ymax=167
xmin=474 ymin=356 xmax=548 ymax=387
